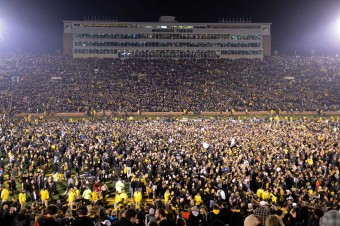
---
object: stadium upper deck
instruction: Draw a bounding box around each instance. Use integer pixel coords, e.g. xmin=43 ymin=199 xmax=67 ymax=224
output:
xmin=63 ymin=16 xmax=271 ymax=59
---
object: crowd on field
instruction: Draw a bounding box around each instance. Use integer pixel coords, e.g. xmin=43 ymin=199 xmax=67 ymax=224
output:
xmin=0 ymin=116 xmax=339 ymax=226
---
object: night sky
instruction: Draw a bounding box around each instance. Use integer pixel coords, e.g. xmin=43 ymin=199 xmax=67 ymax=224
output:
xmin=0 ymin=0 xmax=340 ymax=55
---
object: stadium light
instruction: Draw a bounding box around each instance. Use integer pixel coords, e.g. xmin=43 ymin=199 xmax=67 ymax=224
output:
xmin=332 ymin=18 xmax=340 ymax=37
xmin=0 ymin=19 xmax=3 ymax=35
xmin=0 ymin=19 xmax=5 ymax=40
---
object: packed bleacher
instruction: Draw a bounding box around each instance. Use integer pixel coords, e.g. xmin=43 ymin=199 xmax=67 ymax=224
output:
xmin=0 ymin=55 xmax=339 ymax=226
xmin=0 ymin=55 xmax=339 ymax=115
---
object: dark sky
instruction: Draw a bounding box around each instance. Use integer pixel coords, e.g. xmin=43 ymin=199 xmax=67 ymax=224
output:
xmin=0 ymin=0 xmax=340 ymax=55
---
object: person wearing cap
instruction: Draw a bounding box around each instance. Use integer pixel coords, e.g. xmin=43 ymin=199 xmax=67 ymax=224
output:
xmin=254 ymin=201 xmax=270 ymax=226
xmin=72 ymin=205 xmax=94 ymax=226
xmin=286 ymin=203 xmax=302 ymax=226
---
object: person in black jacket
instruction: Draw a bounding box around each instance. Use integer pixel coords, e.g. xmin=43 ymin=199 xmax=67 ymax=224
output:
xmin=219 ymin=202 xmax=232 ymax=226
xmin=112 ymin=208 xmax=137 ymax=226
xmin=206 ymin=205 xmax=224 ymax=226
xmin=229 ymin=206 xmax=245 ymax=226
xmin=72 ymin=206 xmax=94 ymax=226
xmin=11 ymin=208 xmax=31 ymax=226
xmin=37 ymin=205 xmax=61 ymax=226
xmin=157 ymin=208 xmax=175 ymax=226
xmin=187 ymin=206 xmax=205 ymax=226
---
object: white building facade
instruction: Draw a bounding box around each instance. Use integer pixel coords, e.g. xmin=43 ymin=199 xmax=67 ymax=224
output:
xmin=63 ymin=16 xmax=271 ymax=59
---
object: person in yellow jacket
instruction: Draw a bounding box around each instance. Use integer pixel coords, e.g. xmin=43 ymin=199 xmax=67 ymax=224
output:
xmin=1 ymin=186 xmax=10 ymax=203
xmin=133 ymin=189 xmax=142 ymax=208
xmin=91 ymin=190 xmax=99 ymax=203
xmin=164 ymin=190 xmax=170 ymax=203
xmin=256 ymin=188 xmax=264 ymax=200
xmin=194 ymin=193 xmax=202 ymax=206
xmin=73 ymin=187 xmax=81 ymax=208
xmin=269 ymin=192 xmax=277 ymax=204
xmin=40 ymin=187 xmax=49 ymax=208
xmin=114 ymin=192 xmax=123 ymax=208
xmin=68 ymin=188 xmax=76 ymax=208
xmin=120 ymin=190 xmax=129 ymax=204
xmin=262 ymin=190 xmax=270 ymax=201
xmin=19 ymin=190 xmax=27 ymax=210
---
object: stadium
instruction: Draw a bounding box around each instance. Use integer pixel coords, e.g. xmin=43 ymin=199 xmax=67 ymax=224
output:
xmin=63 ymin=16 xmax=271 ymax=60
xmin=0 ymin=6 xmax=340 ymax=226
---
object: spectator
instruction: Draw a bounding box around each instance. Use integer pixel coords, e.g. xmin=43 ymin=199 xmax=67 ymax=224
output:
xmin=265 ymin=215 xmax=285 ymax=226
xmin=158 ymin=208 xmax=175 ymax=226
xmin=113 ymin=208 xmax=137 ymax=226
xmin=319 ymin=210 xmax=340 ymax=226
xmin=244 ymin=214 xmax=262 ymax=226
xmin=37 ymin=205 xmax=61 ymax=226
xmin=72 ymin=205 xmax=94 ymax=226
xmin=254 ymin=201 xmax=270 ymax=226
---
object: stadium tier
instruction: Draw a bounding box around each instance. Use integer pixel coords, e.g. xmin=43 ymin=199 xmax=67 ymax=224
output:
xmin=63 ymin=16 xmax=271 ymax=59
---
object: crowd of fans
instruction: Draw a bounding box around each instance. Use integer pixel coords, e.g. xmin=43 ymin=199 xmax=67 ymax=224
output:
xmin=0 ymin=115 xmax=339 ymax=225
xmin=0 ymin=55 xmax=339 ymax=226
xmin=0 ymin=55 xmax=339 ymax=114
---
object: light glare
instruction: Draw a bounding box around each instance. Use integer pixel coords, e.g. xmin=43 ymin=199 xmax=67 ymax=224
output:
xmin=333 ymin=19 xmax=340 ymax=36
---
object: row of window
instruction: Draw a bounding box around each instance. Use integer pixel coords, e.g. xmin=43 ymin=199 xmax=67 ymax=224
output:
xmin=74 ymin=49 xmax=117 ymax=54
xmin=73 ymin=23 xmax=262 ymax=29
xmin=73 ymin=33 xmax=262 ymax=40
xmin=74 ymin=41 xmax=262 ymax=48
xmin=207 ymin=25 xmax=262 ymax=29
xmin=73 ymin=49 xmax=262 ymax=56
xmin=118 ymin=50 xmax=221 ymax=58
xmin=221 ymin=50 xmax=262 ymax=55
xmin=74 ymin=49 xmax=221 ymax=58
